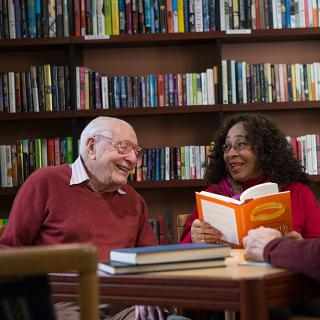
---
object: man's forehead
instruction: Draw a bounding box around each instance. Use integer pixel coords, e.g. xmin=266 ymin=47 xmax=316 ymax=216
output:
xmin=112 ymin=124 xmax=138 ymax=143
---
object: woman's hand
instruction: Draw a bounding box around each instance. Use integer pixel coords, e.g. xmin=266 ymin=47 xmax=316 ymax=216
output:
xmin=283 ymin=230 xmax=303 ymax=240
xmin=190 ymin=219 xmax=223 ymax=243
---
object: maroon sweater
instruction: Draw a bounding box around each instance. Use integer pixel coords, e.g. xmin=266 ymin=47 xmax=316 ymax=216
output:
xmin=0 ymin=165 xmax=157 ymax=260
xmin=264 ymin=238 xmax=320 ymax=282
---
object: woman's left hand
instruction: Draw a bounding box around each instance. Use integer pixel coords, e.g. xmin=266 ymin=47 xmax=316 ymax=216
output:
xmin=283 ymin=231 xmax=303 ymax=240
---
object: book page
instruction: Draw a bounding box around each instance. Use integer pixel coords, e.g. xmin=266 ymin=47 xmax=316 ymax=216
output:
xmin=201 ymin=199 xmax=240 ymax=245
xmin=240 ymin=182 xmax=279 ymax=203
xmin=199 ymin=191 xmax=241 ymax=205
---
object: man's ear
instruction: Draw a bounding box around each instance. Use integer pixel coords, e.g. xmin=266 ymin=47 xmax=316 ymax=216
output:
xmin=86 ymin=137 xmax=96 ymax=159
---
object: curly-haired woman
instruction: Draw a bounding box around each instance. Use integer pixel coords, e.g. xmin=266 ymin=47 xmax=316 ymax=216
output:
xmin=180 ymin=113 xmax=320 ymax=244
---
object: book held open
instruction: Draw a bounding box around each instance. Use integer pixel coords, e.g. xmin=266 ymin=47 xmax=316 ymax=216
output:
xmin=196 ymin=182 xmax=292 ymax=247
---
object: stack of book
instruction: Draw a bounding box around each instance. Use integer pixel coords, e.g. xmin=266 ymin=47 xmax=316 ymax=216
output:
xmin=98 ymin=243 xmax=231 ymax=275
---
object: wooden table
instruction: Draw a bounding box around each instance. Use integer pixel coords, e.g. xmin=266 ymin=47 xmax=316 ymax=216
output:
xmin=49 ymin=250 xmax=320 ymax=320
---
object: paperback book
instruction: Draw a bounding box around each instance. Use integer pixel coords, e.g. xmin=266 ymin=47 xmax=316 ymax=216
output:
xmin=196 ymin=182 xmax=292 ymax=247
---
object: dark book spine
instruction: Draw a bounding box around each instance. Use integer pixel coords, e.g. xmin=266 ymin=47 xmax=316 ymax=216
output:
xmin=51 ymin=65 xmax=58 ymax=111
xmin=64 ymin=66 xmax=71 ymax=109
xmin=56 ymin=0 xmax=63 ymax=36
xmin=57 ymin=66 xmax=66 ymax=111
xmin=95 ymin=72 xmax=102 ymax=109
xmin=25 ymin=71 xmax=33 ymax=112
xmin=20 ymin=0 xmax=28 ymax=37
xmin=41 ymin=0 xmax=48 ymax=37
xmin=15 ymin=72 xmax=21 ymax=112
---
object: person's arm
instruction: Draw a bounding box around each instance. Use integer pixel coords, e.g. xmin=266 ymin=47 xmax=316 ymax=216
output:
xmin=289 ymin=183 xmax=320 ymax=238
xmin=264 ymin=237 xmax=320 ymax=282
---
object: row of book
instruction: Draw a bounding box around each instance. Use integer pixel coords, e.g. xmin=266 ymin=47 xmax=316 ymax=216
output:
xmin=75 ymin=66 xmax=218 ymax=110
xmin=0 ymin=137 xmax=73 ymax=188
xmin=221 ymin=60 xmax=320 ymax=104
xmin=287 ymin=134 xmax=320 ymax=176
xmin=0 ymin=0 xmax=74 ymax=39
xmin=0 ymin=64 xmax=218 ymax=113
xmin=0 ymin=65 xmax=71 ymax=113
xmin=220 ymin=0 xmax=320 ymax=30
xmin=0 ymin=0 xmax=218 ymax=40
xmin=128 ymin=145 xmax=210 ymax=182
xmin=1 ymin=0 xmax=318 ymax=41
xmin=3 ymin=59 xmax=320 ymax=114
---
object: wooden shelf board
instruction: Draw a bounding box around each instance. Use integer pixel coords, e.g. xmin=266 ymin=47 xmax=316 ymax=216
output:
xmin=2 ymin=176 xmax=320 ymax=194
xmin=129 ymin=179 xmax=209 ymax=189
xmin=0 ymin=111 xmax=73 ymax=121
xmin=221 ymin=101 xmax=320 ymax=112
xmin=72 ymin=105 xmax=221 ymax=118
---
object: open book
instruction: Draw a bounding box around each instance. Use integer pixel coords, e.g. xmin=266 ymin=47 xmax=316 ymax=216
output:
xmin=196 ymin=182 xmax=292 ymax=247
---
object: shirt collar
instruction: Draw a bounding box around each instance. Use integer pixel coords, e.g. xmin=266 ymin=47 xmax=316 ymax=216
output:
xmin=70 ymin=156 xmax=126 ymax=195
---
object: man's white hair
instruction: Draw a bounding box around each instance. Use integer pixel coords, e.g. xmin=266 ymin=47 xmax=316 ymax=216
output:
xmin=79 ymin=116 xmax=133 ymax=156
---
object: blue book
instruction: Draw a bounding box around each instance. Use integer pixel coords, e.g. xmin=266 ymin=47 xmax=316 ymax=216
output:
xmin=110 ymin=243 xmax=231 ymax=265
xmin=27 ymin=0 xmax=37 ymax=38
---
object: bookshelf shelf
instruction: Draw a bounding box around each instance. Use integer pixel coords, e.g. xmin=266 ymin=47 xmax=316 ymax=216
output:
xmin=221 ymin=101 xmax=320 ymax=112
xmin=0 ymin=111 xmax=74 ymax=121
xmin=1 ymin=101 xmax=319 ymax=122
xmin=220 ymin=28 xmax=320 ymax=43
xmin=2 ymin=175 xmax=320 ymax=195
xmin=129 ymin=179 xmax=209 ymax=189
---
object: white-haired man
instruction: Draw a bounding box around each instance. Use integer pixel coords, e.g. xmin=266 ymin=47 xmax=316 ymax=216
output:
xmin=0 ymin=117 xmax=162 ymax=320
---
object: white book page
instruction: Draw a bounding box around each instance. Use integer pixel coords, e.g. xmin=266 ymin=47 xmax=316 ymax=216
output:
xmin=240 ymin=182 xmax=279 ymax=202
xmin=199 ymin=191 xmax=241 ymax=205
xmin=201 ymin=199 xmax=240 ymax=245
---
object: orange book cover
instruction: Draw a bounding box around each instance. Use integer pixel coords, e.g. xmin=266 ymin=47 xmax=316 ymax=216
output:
xmin=196 ymin=182 xmax=292 ymax=248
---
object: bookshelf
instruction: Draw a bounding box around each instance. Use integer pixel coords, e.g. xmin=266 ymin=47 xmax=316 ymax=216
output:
xmin=1 ymin=28 xmax=320 ymax=236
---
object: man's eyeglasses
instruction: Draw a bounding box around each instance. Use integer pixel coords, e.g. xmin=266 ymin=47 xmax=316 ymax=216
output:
xmin=95 ymin=135 xmax=143 ymax=160
xmin=222 ymin=141 xmax=250 ymax=153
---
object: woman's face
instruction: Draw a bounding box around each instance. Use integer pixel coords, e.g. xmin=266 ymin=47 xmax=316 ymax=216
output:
xmin=223 ymin=122 xmax=262 ymax=183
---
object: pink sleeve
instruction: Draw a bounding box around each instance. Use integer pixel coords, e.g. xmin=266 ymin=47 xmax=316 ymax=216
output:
xmin=288 ymin=183 xmax=320 ymax=238
xmin=179 ymin=183 xmax=222 ymax=243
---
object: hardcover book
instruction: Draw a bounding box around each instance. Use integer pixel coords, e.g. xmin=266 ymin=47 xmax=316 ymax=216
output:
xmin=99 ymin=257 xmax=226 ymax=274
xmin=109 ymin=243 xmax=230 ymax=265
xmin=196 ymin=182 xmax=292 ymax=247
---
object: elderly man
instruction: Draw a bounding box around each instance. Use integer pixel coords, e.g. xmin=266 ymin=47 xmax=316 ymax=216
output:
xmin=0 ymin=116 xmax=162 ymax=320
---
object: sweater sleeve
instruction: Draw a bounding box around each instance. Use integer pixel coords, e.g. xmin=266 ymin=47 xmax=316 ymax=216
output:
xmin=289 ymin=183 xmax=320 ymax=238
xmin=0 ymin=171 xmax=47 ymax=247
xmin=264 ymin=238 xmax=320 ymax=282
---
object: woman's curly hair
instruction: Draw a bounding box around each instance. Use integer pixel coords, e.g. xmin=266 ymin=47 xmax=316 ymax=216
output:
xmin=205 ymin=113 xmax=310 ymax=188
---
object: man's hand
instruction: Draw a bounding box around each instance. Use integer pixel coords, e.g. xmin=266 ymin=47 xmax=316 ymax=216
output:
xmin=243 ymin=227 xmax=281 ymax=262
xmin=135 ymin=305 xmax=165 ymax=320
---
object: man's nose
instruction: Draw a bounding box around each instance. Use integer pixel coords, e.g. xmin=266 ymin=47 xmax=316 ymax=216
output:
xmin=125 ymin=149 xmax=138 ymax=164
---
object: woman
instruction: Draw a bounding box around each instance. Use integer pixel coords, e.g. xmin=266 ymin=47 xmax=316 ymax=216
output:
xmin=180 ymin=114 xmax=320 ymax=244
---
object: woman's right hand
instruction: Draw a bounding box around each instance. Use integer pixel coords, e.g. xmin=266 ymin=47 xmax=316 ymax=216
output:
xmin=190 ymin=219 xmax=223 ymax=243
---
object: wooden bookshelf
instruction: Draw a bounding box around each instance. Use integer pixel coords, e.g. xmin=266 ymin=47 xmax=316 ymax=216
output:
xmin=1 ymin=30 xmax=320 ymax=221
